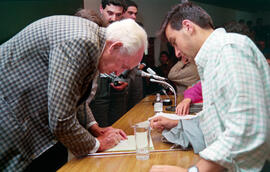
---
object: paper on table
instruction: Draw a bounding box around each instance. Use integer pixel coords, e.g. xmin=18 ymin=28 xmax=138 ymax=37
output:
xmin=106 ymin=135 xmax=154 ymax=152
xmin=148 ymin=112 xmax=198 ymax=121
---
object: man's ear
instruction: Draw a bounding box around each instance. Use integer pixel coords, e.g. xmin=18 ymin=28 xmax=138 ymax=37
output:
xmin=108 ymin=41 xmax=123 ymax=53
xmin=99 ymin=5 xmax=103 ymax=13
xmin=182 ymin=19 xmax=194 ymax=34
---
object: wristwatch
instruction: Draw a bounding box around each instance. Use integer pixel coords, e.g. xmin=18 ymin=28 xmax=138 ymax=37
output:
xmin=188 ymin=166 xmax=199 ymax=172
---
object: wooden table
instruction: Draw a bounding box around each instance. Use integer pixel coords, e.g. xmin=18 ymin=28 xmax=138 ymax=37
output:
xmin=58 ymin=95 xmax=200 ymax=172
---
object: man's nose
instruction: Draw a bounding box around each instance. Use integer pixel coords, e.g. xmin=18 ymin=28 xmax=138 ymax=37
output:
xmin=110 ymin=15 xmax=117 ymax=22
xmin=131 ymin=14 xmax=136 ymax=20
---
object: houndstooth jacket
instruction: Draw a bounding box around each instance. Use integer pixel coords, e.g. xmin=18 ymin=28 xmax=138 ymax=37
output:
xmin=0 ymin=15 xmax=106 ymax=171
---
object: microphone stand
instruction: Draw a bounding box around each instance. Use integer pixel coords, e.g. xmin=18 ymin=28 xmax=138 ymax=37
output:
xmin=150 ymin=78 xmax=176 ymax=112
xmin=161 ymin=89 xmax=172 ymax=106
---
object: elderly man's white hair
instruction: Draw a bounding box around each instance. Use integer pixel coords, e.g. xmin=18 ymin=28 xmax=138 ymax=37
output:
xmin=106 ymin=19 xmax=148 ymax=55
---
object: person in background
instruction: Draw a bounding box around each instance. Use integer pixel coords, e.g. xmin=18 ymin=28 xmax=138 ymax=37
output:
xmin=246 ymin=20 xmax=253 ymax=29
xmin=263 ymin=41 xmax=270 ymax=65
xmin=167 ymin=55 xmax=200 ymax=95
xmin=253 ymin=17 xmax=266 ymax=43
xmin=246 ymin=20 xmax=255 ymax=40
xmin=122 ymin=0 xmax=145 ymax=111
xmin=175 ymin=81 xmax=202 ymax=115
xmin=150 ymin=2 xmax=270 ymax=172
xmin=0 ymin=16 xmax=148 ymax=172
xmin=122 ymin=0 xmax=138 ymax=20
xmin=238 ymin=19 xmax=245 ymax=25
xmin=90 ymin=0 xmax=128 ymax=127
xmin=99 ymin=0 xmax=126 ymax=24
xmin=223 ymin=20 xmax=251 ymax=39
xmin=156 ymin=51 xmax=173 ymax=78
xmin=75 ymin=8 xmax=108 ymax=27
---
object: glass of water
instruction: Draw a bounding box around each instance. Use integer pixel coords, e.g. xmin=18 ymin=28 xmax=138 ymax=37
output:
xmin=134 ymin=122 xmax=150 ymax=160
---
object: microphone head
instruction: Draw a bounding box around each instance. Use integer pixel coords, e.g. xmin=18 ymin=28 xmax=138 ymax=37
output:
xmin=146 ymin=68 xmax=156 ymax=75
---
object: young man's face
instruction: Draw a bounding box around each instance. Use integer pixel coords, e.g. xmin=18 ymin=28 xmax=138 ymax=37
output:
xmin=165 ymin=23 xmax=196 ymax=61
xmin=100 ymin=4 xmax=124 ymax=24
xmin=123 ymin=6 xmax=137 ymax=20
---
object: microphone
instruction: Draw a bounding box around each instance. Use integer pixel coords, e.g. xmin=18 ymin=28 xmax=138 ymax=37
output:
xmin=136 ymin=70 xmax=167 ymax=81
xmin=146 ymin=67 xmax=156 ymax=75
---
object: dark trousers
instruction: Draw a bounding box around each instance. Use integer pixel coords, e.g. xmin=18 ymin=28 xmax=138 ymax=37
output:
xmin=91 ymin=77 xmax=127 ymax=127
xmin=108 ymin=88 xmax=127 ymax=125
xmin=24 ymin=142 xmax=67 ymax=172
xmin=90 ymin=77 xmax=111 ymax=127
xmin=261 ymin=160 xmax=270 ymax=172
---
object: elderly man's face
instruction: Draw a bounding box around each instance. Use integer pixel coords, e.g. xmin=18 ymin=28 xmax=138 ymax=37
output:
xmin=99 ymin=46 xmax=144 ymax=76
xmin=123 ymin=6 xmax=137 ymax=20
xmin=100 ymin=4 xmax=124 ymax=24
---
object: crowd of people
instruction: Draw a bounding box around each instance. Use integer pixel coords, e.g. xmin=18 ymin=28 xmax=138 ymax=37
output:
xmin=0 ymin=0 xmax=269 ymax=172
xmin=223 ymin=18 xmax=270 ymax=65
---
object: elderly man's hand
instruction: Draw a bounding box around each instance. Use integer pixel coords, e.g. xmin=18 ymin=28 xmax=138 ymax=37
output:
xmin=89 ymin=124 xmax=108 ymax=137
xmin=175 ymin=98 xmax=192 ymax=115
xmin=90 ymin=124 xmax=127 ymax=139
xmin=150 ymin=116 xmax=178 ymax=132
xmin=97 ymin=129 xmax=127 ymax=151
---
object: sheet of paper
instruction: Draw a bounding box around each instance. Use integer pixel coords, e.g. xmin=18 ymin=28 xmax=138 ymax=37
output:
xmin=106 ymin=135 xmax=154 ymax=152
xmin=148 ymin=112 xmax=198 ymax=121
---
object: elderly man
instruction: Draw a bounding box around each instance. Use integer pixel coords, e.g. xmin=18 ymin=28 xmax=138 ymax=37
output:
xmin=150 ymin=2 xmax=270 ymax=172
xmin=0 ymin=16 xmax=148 ymax=172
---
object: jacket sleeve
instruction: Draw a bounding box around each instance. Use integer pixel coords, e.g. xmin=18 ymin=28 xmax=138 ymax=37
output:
xmin=76 ymin=74 xmax=99 ymax=130
xmin=47 ymin=38 xmax=100 ymax=157
xmin=168 ymin=62 xmax=200 ymax=87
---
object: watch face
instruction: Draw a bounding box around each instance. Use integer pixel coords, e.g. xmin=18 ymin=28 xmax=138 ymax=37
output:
xmin=188 ymin=166 xmax=198 ymax=172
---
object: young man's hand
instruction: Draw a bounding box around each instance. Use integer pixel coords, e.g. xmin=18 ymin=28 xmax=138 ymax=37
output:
xmin=150 ymin=116 xmax=178 ymax=132
xmin=175 ymin=98 xmax=192 ymax=115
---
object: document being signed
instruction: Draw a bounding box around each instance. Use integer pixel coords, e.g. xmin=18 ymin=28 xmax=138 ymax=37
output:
xmin=106 ymin=135 xmax=154 ymax=152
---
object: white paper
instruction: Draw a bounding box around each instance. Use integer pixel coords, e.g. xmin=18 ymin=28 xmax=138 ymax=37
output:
xmin=148 ymin=112 xmax=198 ymax=121
xmin=106 ymin=135 xmax=154 ymax=152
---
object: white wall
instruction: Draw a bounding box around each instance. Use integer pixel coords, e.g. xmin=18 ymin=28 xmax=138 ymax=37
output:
xmin=84 ymin=0 xmax=270 ymax=66
xmin=84 ymin=0 xmax=99 ymax=10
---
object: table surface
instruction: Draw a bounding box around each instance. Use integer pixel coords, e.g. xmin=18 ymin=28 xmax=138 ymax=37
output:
xmin=58 ymin=95 xmax=201 ymax=172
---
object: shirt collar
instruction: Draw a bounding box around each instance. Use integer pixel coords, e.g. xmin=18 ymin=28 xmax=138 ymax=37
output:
xmin=195 ymin=28 xmax=226 ymax=69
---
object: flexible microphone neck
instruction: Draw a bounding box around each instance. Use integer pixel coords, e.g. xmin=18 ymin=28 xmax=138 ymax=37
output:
xmin=149 ymin=78 xmax=177 ymax=108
